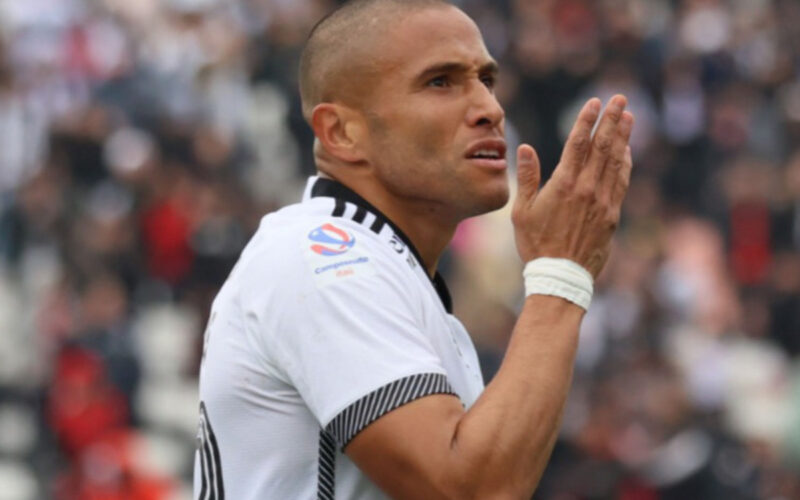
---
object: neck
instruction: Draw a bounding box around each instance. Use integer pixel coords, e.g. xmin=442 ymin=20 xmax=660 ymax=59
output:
xmin=387 ymin=204 xmax=456 ymax=277
xmin=318 ymin=171 xmax=457 ymax=277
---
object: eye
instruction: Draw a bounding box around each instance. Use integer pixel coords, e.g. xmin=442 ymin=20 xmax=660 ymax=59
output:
xmin=427 ymin=75 xmax=450 ymax=88
xmin=480 ymin=74 xmax=496 ymax=89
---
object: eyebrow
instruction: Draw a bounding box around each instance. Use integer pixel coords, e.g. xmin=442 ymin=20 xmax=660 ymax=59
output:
xmin=416 ymin=60 xmax=499 ymax=82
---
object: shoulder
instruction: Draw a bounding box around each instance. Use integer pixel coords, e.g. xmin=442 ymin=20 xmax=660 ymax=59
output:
xmin=236 ymin=198 xmax=418 ymax=300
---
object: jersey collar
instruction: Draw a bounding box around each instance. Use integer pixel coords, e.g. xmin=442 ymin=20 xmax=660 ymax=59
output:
xmin=308 ymin=176 xmax=453 ymax=314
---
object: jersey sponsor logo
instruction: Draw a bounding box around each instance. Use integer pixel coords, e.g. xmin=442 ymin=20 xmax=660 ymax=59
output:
xmin=308 ymin=250 xmax=375 ymax=286
xmin=304 ymin=222 xmax=375 ymax=287
xmin=309 ymin=223 xmax=356 ymax=256
xmin=315 ymin=256 xmax=369 ymax=275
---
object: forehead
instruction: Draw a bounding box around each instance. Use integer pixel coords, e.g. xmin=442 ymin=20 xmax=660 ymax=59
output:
xmin=377 ymin=6 xmax=492 ymax=77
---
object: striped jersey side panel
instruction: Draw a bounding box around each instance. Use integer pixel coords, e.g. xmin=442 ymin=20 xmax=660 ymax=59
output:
xmin=325 ymin=373 xmax=457 ymax=450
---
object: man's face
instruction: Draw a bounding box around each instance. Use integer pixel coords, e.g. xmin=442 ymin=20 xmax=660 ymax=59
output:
xmin=359 ymin=6 xmax=508 ymax=220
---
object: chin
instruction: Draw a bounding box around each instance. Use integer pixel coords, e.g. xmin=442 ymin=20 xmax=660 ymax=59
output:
xmin=465 ymin=184 xmax=510 ymax=217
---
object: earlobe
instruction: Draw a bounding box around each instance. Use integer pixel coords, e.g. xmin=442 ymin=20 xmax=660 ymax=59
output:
xmin=311 ymin=104 xmax=367 ymax=164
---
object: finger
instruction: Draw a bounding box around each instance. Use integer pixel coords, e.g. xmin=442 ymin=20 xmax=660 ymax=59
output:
xmin=579 ymin=94 xmax=627 ymax=184
xmin=597 ymin=111 xmax=634 ymax=203
xmin=515 ymin=143 xmax=541 ymax=203
xmin=611 ymin=145 xmax=633 ymax=208
xmin=557 ymin=98 xmax=602 ymax=181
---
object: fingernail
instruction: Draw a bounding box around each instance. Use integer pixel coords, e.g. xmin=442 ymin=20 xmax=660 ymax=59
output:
xmin=520 ymin=147 xmax=533 ymax=161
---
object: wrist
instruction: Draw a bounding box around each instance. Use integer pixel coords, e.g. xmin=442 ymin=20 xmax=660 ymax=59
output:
xmin=522 ymin=258 xmax=594 ymax=310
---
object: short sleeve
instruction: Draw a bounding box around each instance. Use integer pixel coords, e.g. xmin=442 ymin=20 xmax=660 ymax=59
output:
xmin=266 ymin=239 xmax=458 ymax=450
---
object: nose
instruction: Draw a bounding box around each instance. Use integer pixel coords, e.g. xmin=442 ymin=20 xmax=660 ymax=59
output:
xmin=466 ymin=80 xmax=505 ymax=129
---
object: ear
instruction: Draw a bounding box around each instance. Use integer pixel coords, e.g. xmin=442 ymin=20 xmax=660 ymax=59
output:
xmin=310 ymin=103 xmax=368 ymax=164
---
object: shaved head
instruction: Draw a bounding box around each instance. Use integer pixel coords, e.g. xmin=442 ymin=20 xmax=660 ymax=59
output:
xmin=299 ymin=0 xmax=451 ymax=122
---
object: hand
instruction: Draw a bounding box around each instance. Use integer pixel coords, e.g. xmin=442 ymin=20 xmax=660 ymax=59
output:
xmin=512 ymin=95 xmax=634 ymax=278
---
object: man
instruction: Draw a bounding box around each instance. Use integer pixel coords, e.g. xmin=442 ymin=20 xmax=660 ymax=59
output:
xmin=194 ymin=0 xmax=634 ymax=498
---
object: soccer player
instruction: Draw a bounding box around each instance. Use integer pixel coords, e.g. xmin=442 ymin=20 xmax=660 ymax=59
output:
xmin=194 ymin=0 xmax=634 ymax=498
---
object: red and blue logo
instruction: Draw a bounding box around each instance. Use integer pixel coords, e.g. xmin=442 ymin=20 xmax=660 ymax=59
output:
xmin=309 ymin=223 xmax=356 ymax=256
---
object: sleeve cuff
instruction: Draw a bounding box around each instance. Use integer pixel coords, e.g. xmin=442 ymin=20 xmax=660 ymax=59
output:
xmin=324 ymin=373 xmax=458 ymax=450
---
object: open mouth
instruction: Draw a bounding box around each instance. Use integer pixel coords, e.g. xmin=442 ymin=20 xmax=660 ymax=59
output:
xmin=468 ymin=149 xmax=503 ymax=160
xmin=465 ymin=139 xmax=507 ymax=167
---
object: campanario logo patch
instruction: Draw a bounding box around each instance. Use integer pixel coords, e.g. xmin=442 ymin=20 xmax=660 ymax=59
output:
xmin=304 ymin=222 xmax=375 ymax=287
xmin=308 ymin=223 xmax=356 ymax=256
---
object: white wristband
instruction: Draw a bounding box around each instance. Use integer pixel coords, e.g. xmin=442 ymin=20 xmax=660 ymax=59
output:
xmin=523 ymin=257 xmax=594 ymax=310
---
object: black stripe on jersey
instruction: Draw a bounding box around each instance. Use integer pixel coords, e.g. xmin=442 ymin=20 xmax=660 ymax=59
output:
xmin=317 ymin=430 xmax=337 ymax=500
xmin=200 ymin=402 xmax=225 ymax=499
xmin=369 ymin=217 xmax=385 ymax=234
xmin=332 ymin=198 xmax=346 ymax=217
xmin=352 ymin=206 xmax=367 ymax=223
xmin=199 ymin=407 xmax=212 ymax=499
xmin=325 ymin=373 xmax=457 ymax=450
xmin=199 ymin=430 xmax=209 ymax=499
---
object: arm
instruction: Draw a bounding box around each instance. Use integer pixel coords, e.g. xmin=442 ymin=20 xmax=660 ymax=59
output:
xmin=346 ymin=95 xmax=635 ymax=499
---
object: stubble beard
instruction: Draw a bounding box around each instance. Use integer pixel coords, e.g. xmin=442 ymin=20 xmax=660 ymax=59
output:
xmin=366 ymin=116 xmax=510 ymax=221
xmin=380 ymin=156 xmax=510 ymax=222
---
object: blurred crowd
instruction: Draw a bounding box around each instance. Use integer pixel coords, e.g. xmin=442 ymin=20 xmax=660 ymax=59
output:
xmin=1 ymin=0 xmax=800 ymax=498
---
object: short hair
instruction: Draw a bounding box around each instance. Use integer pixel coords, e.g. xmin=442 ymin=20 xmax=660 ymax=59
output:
xmin=298 ymin=0 xmax=451 ymax=122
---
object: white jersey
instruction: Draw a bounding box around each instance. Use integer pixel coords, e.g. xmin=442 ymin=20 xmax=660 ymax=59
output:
xmin=194 ymin=176 xmax=485 ymax=499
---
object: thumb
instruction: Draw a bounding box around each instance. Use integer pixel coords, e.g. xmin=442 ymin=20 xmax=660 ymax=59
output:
xmin=515 ymin=144 xmax=541 ymax=202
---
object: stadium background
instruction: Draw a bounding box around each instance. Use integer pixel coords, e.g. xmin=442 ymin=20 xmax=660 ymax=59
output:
xmin=1 ymin=0 xmax=800 ymax=498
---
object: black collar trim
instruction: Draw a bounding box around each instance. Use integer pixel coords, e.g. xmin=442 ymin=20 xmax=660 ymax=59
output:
xmin=310 ymin=177 xmax=453 ymax=313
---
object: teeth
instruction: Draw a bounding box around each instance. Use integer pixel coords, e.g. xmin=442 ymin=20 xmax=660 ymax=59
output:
xmin=472 ymin=149 xmax=500 ymax=158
